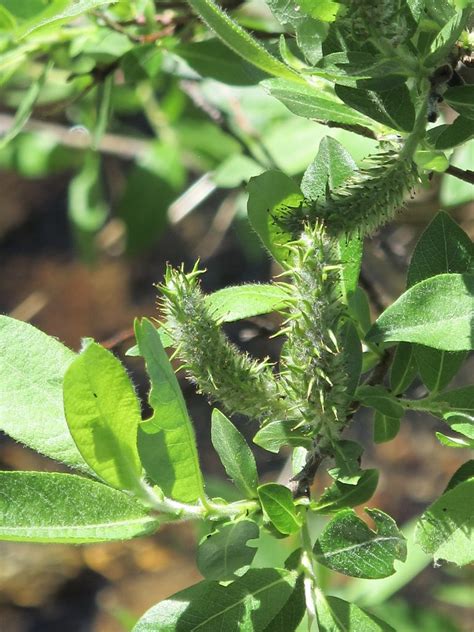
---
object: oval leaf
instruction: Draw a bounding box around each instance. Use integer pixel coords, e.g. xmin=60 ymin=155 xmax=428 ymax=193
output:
xmin=366 ymin=274 xmax=474 ymax=351
xmin=197 ymin=519 xmax=259 ymax=581
xmin=63 ymin=340 xmax=143 ymax=492
xmin=0 ymin=472 xmax=158 ymax=543
xmin=315 ymin=592 xmax=395 ymax=632
xmin=258 ymin=483 xmax=303 ymax=534
xmin=206 ymin=284 xmax=289 ymax=323
xmin=211 ymin=409 xmax=258 ymax=498
xmin=313 ymin=508 xmax=407 ymax=579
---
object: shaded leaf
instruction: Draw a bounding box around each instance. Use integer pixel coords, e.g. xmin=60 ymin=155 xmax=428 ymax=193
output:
xmin=373 ymin=412 xmax=401 ymax=444
xmin=389 ymin=343 xmax=417 ymax=395
xmin=356 ymin=385 xmax=404 ymax=419
xmin=316 ymin=592 xmax=395 ymax=632
xmin=197 ymin=519 xmax=259 ymax=580
xmin=313 ymin=470 xmax=379 ymax=513
xmin=132 ymin=568 xmax=298 ymax=631
xmin=211 ymin=409 xmax=258 ymax=498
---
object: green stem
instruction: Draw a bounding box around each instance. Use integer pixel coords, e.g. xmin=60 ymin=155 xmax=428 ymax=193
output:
xmin=300 ymin=517 xmax=318 ymax=631
xmin=140 ymin=482 xmax=259 ymax=520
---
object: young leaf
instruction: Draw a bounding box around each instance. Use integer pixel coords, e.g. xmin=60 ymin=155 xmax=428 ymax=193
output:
xmin=373 ymin=412 xmax=401 ymax=444
xmin=132 ymin=568 xmax=298 ymax=631
xmin=197 ymin=519 xmax=259 ymax=581
xmin=328 ymin=440 xmax=364 ymax=485
xmin=247 ymin=170 xmax=303 ymax=264
xmin=436 ymin=432 xmax=474 ymax=449
xmin=315 ymin=592 xmax=395 ymax=632
xmin=0 ymin=60 xmax=52 ymax=148
xmin=0 ymin=316 xmax=89 ymax=472
xmin=335 ymin=85 xmax=415 ymax=132
xmin=135 ymin=318 xmax=205 ymax=503
xmin=366 ymin=274 xmax=474 ymax=351
xmin=301 ymin=136 xmax=357 ymax=203
xmin=63 ymin=341 xmax=143 ymax=492
xmin=389 ymin=343 xmax=417 ymax=395
xmin=445 ymin=460 xmax=474 ymax=491
xmin=313 ymin=469 xmax=379 ymax=513
xmin=262 ymin=78 xmax=377 ymax=127
xmin=186 ymin=0 xmax=299 ymax=81
xmin=356 ymin=385 xmax=404 ymax=419
xmin=430 ymin=386 xmax=474 ymax=439
xmin=211 ymin=409 xmax=258 ymax=498
xmin=313 ymin=509 xmax=407 ymax=578
xmin=206 ymin=284 xmax=289 ymax=323
xmin=415 ymin=478 xmax=474 ymax=566
xmin=253 ymin=419 xmax=312 ymax=454
xmin=0 ymin=472 xmax=158 ymax=543
xmin=258 ymin=483 xmax=303 ymax=534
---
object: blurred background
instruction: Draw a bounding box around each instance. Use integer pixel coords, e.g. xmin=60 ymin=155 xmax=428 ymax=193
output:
xmin=0 ymin=1 xmax=473 ymax=631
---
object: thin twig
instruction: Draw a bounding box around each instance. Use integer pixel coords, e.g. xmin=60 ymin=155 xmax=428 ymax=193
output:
xmin=445 ymin=164 xmax=474 ymax=185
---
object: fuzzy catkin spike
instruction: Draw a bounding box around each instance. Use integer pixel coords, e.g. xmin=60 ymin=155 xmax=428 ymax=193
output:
xmin=280 ymin=223 xmax=349 ymax=438
xmin=159 ymin=264 xmax=286 ymax=423
xmin=302 ymin=151 xmax=418 ymax=239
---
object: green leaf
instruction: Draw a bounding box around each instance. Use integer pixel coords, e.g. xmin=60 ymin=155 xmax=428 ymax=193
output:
xmin=434 ymin=116 xmax=474 ymax=150
xmin=132 ymin=568 xmax=298 ymax=631
xmin=390 ymin=343 xmax=417 ymax=395
xmin=407 ymin=211 xmax=473 ymax=287
xmin=366 ymin=274 xmax=474 ymax=351
xmin=15 ymin=0 xmax=118 ymax=39
xmin=253 ymin=419 xmax=312 ymax=453
xmin=431 ymin=386 xmax=474 ymax=439
xmin=356 ymin=385 xmax=404 ymax=419
xmin=338 ymin=237 xmax=363 ymax=303
xmin=186 ymin=0 xmax=299 ymax=81
xmin=313 ymin=469 xmax=379 ymax=513
xmin=63 ymin=341 xmax=143 ymax=492
xmin=211 ymin=409 xmax=258 ymax=498
xmin=335 ymin=85 xmax=415 ymax=132
xmin=445 ymin=460 xmax=474 ymax=491
xmin=0 ymin=472 xmax=158 ymax=543
xmin=436 ymin=432 xmax=474 ymax=449
xmin=136 ymin=318 xmax=204 ymax=503
xmin=315 ymin=592 xmax=395 ymax=632
xmin=175 ymin=39 xmax=265 ymax=85
xmin=415 ymin=478 xmax=474 ymax=566
xmin=328 ymin=440 xmax=364 ymax=485
xmin=373 ymin=411 xmax=401 ymax=444
xmin=0 ymin=61 xmax=52 ymax=149
xmin=262 ymin=79 xmax=376 ymax=127
xmin=197 ymin=519 xmax=259 ymax=581
xmin=0 ymin=316 xmax=89 ymax=472
xmin=206 ymin=284 xmax=289 ymax=324
xmin=313 ymin=509 xmax=407 ymax=579
xmin=247 ymin=170 xmax=303 ymax=264
xmin=348 ymin=287 xmax=372 ymax=335
xmin=258 ymin=483 xmax=302 ymax=535
xmin=301 ymin=136 xmax=357 ymax=203
xmin=414 ymin=346 xmax=466 ymax=393
xmin=261 ymin=573 xmax=305 ymax=632
xmin=443 ymin=85 xmax=474 ymax=120
xmin=407 ymin=211 xmax=472 ymax=391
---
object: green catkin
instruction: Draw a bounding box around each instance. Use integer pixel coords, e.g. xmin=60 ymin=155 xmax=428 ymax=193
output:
xmin=280 ymin=223 xmax=349 ymax=442
xmin=339 ymin=0 xmax=411 ymax=46
xmin=159 ymin=264 xmax=286 ymax=423
xmin=307 ymin=151 xmax=419 ymax=238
